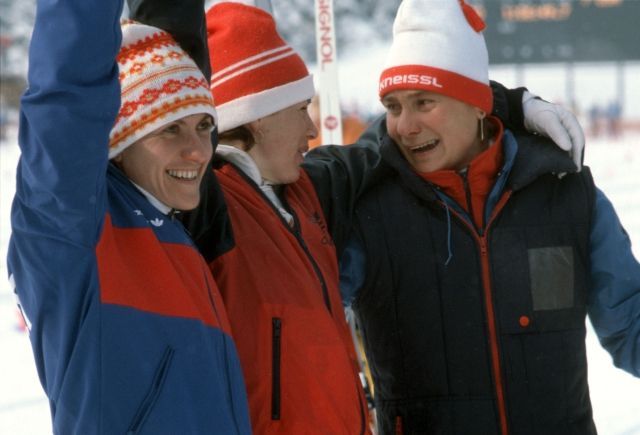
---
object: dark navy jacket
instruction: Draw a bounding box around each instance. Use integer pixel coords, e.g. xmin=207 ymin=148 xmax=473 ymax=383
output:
xmin=341 ymin=119 xmax=640 ymax=435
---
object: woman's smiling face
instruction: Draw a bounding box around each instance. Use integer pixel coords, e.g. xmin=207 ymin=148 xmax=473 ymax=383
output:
xmin=114 ymin=113 xmax=215 ymax=210
xmin=383 ymin=90 xmax=484 ymax=173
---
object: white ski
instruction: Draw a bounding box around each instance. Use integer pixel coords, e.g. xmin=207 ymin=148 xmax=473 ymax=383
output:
xmin=314 ymin=0 xmax=343 ymax=145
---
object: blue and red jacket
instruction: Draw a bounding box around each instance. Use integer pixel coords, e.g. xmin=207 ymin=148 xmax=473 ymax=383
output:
xmin=7 ymin=0 xmax=251 ymax=433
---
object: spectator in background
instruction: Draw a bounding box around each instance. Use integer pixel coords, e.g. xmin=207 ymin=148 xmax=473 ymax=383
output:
xmin=606 ymin=99 xmax=622 ymax=138
xmin=588 ymin=103 xmax=602 ymax=137
xmin=0 ymin=105 xmax=7 ymax=142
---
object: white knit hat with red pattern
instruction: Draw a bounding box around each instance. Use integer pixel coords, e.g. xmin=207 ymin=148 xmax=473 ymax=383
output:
xmin=109 ymin=20 xmax=218 ymax=159
xmin=379 ymin=0 xmax=493 ymax=113
xmin=205 ymin=2 xmax=315 ymax=133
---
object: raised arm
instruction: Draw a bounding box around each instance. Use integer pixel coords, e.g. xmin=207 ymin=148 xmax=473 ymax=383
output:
xmin=14 ymin=0 xmax=122 ymax=246
xmin=8 ymin=0 xmax=123 ymax=421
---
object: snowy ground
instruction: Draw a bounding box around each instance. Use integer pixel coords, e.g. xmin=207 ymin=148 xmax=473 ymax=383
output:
xmin=1 ymin=120 xmax=640 ymax=433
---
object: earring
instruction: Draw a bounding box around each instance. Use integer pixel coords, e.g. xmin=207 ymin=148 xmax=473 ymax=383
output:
xmin=479 ymin=117 xmax=485 ymax=142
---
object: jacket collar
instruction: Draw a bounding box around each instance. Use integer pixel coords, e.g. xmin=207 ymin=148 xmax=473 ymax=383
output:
xmin=506 ymin=131 xmax=577 ymax=190
xmin=214 ymin=144 xmax=295 ymax=226
xmin=108 ymin=163 xmax=173 ymax=215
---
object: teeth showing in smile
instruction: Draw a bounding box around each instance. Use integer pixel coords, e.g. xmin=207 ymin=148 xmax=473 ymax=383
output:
xmin=410 ymin=139 xmax=438 ymax=153
xmin=167 ymin=169 xmax=198 ymax=180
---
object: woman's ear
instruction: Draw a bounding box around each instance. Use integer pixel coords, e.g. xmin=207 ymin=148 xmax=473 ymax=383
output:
xmin=246 ymin=119 xmax=263 ymax=145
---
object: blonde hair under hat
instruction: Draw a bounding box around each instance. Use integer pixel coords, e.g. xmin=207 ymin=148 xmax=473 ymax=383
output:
xmin=379 ymin=0 xmax=493 ymax=113
xmin=108 ymin=20 xmax=218 ymax=159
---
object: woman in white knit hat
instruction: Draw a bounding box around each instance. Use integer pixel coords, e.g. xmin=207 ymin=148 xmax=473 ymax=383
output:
xmin=339 ymin=1 xmax=640 ymax=434
xmin=7 ymin=0 xmax=251 ymax=433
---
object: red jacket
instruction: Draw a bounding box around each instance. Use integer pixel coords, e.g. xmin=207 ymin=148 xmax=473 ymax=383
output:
xmin=210 ymin=163 xmax=370 ymax=434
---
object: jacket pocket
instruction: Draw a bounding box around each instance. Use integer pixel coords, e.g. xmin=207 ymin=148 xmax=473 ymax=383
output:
xmin=271 ymin=317 xmax=282 ymax=420
xmin=127 ymin=346 xmax=175 ymax=435
xmin=528 ymin=246 xmax=574 ymax=311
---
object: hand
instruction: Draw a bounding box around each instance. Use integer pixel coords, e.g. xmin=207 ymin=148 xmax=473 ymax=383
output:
xmin=522 ymin=91 xmax=584 ymax=172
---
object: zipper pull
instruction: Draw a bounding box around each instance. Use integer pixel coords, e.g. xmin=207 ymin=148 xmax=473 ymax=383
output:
xmin=479 ymin=237 xmax=488 ymax=256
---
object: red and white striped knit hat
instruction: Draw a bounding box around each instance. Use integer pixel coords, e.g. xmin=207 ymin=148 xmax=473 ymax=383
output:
xmin=109 ymin=20 xmax=218 ymax=159
xmin=379 ymin=0 xmax=493 ymax=113
xmin=205 ymin=2 xmax=315 ymax=133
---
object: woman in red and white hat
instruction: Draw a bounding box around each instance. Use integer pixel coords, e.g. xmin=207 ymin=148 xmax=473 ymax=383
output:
xmin=190 ymin=3 xmax=374 ymax=432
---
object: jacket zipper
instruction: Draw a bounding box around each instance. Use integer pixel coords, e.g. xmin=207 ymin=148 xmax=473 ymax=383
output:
xmin=277 ymin=186 xmax=367 ymax=433
xmin=482 ymin=191 xmax=512 ymax=435
xmin=271 ymin=317 xmax=282 ymax=420
xmin=230 ymin=165 xmax=333 ymax=313
xmin=290 ymin=222 xmax=333 ymax=313
xmin=229 ymin=165 xmax=366 ymax=430
xmin=477 ymin=236 xmax=508 ymax=435
xmin=460 ymin=171 xmax=479 ymax=233
xmin=438 ymin=191 xmax=512 ymax=435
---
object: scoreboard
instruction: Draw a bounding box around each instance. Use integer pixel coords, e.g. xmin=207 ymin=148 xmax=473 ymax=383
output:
xmin=468 ymin=0 xmax=640 ymax=63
